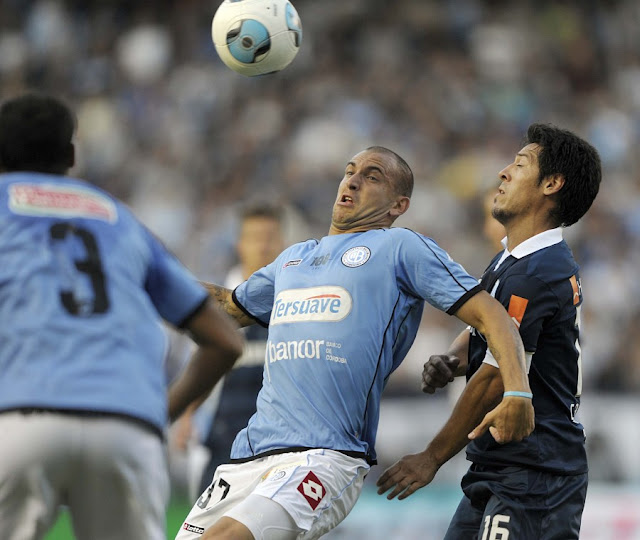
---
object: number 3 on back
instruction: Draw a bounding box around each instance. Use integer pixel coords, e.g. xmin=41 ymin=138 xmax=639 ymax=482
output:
xmin=50 ymin=222 xmax=109 ymax=316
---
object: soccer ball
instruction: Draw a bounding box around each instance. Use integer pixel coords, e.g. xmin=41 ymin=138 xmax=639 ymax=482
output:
xmin=211 ymin=0 xmax=302 ymax=77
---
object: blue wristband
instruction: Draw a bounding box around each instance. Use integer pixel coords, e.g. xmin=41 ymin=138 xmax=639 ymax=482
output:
xmin=503 ymin=391 xmax=533 ymax=399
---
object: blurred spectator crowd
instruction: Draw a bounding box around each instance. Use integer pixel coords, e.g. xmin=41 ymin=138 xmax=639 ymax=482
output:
xmin=1 ymin=0 xmax=638 ymax=417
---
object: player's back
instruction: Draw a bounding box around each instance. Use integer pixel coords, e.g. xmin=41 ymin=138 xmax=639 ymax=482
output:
xmin=0 ymin=172 xmax=205 ymax=432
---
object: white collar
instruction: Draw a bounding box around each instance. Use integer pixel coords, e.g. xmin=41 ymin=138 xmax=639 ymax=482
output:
xmin=494 ymin=228 xmax=563 ymax=269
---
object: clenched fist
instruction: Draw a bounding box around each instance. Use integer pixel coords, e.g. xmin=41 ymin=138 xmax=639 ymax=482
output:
xmin=422 ymin=354 xmax=460 ymax=394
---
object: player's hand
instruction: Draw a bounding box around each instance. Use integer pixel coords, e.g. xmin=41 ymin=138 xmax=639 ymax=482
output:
xmin=422 ymin=354 xmax=460 ymax=394
xmin=376 ymin=451 xmax=439 ymax=500
xmin=468 ymin=395 xmax=535 ymax=444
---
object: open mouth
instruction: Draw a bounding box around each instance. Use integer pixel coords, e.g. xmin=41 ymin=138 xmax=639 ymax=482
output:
xmin=340 ymin=194 xmax=354 ymax=205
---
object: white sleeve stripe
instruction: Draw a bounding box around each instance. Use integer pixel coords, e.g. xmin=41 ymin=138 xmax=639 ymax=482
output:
xmin=482 ymin=350 xmax=533 ymax=374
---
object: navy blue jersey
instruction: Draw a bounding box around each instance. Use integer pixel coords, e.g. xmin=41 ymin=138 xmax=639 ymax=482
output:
xmin=466 ymin=229 xmax=587 ymax=474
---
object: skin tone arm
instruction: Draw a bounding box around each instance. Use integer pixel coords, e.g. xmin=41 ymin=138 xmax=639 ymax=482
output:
xmin=170 ymin=282 xmax=259 ymax=449
xmin=451 ymin=290 xmax=533 ymax=443
xmin=200 ymin=282 xmax=257 ymax=328
xmin=377 ymin=363 xmax=503 ymax=500
xmin=377 ymin=291 xmax=534 ymax=500
xmin=168 ymin=298 xmax=244 ymax=421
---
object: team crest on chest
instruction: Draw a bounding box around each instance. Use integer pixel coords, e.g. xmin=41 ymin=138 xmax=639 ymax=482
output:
xmin=341 ymin=246 xmax=371 ymax=268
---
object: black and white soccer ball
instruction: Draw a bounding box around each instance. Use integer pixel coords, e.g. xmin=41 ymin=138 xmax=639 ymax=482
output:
xmin=211 ymin=0 xmax=302 ymax=77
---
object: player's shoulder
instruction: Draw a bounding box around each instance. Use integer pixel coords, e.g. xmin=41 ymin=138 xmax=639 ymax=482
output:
xmin=383 ymin=227 xmax=442 ymax=250
xmin=384 ymin=226 xmax=430 ymax=241
xmin=501 ymin=244 xmax=579 ymax=301
xmin=287 ymin=237 xmax=319 ymax=253
xmin=275 ymin=237 xmax=319 ymax=263
xmin=1 ymin=171 xmax=130 ymax=222
xmin=520 ymin=241 xmax=579 ymax=280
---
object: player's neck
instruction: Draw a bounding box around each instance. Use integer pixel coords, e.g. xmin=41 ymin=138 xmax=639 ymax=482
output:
xmin=504 ymin=218 xmax=557 ymax=252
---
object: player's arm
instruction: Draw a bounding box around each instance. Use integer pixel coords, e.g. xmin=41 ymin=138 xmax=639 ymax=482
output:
xmin=201 ymin=281 xmax=257 ymax=328
xmin=452 ymin=290 xmax=534 ymax=443
xmin=168 ymin=298 xmax=244 ymax=421
xmin=377 ymin=363 xmax=502 ymax=500
xmin=421 ymin=329 xmax=469 ymax=394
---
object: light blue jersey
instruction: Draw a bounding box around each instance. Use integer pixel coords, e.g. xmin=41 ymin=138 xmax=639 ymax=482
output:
xmin=0 ymin=172 xmax=208 ymax=432
xmin=231 ymin=228 xmax=481 ymax=464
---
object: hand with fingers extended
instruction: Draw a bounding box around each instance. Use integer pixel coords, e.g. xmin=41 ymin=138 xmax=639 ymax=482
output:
xmin=422 ymin=354 xmax=460 ymax=394
xmin=376 ymin=450 xmax=439 ymax=500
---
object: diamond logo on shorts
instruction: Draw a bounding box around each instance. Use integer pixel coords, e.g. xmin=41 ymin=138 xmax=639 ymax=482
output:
xmin=296 ymin=471 xmax=326 ymax=510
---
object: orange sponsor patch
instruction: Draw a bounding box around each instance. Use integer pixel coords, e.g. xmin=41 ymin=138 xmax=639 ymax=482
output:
xmin=508 ymin=295 xmax=529 ymax=328
xmin=569 ymin=275 xmax=581 ymax=305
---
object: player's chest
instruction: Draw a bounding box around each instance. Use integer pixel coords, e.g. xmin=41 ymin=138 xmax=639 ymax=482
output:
xmin=277 ymin=244 xmax=392 ymax=290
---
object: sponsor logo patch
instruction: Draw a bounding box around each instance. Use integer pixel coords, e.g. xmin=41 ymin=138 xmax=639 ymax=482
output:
xmin=297 ymin=471 xmax=326 ymax=510
xmin=311 ymin=254 xmax=330 ymax=267
xmin=270 ymin=286 xmax=352 ymax=325
xmin=9 ymin=183 xmax=117 ymax=222
xmin=507 ymin=295 xmax=529 ymax=328
xmin=341 ymin=246 xmax=371 ymax=268
xmin=283 ymin=258 xmax=302 ymax=268
xmin=569 ymin=275 xmax=582 ymax=305
xmin=182 ymin=522 xmax=205 ymax=534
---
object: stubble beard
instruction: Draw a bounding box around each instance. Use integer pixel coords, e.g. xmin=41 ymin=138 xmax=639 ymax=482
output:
xmin=491 ymin=206 xmax=513 ymax=226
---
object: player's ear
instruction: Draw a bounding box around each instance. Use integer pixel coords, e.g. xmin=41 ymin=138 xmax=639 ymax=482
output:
xmin=542 ymin=174 xmax=564 ymax=195
xmin=390 ymin=196 xmax=410 ymax=217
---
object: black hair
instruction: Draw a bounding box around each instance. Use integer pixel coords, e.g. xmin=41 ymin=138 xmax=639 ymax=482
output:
xmin=0 ymin=93 xmax=76 ymax=174
xmin=365 ymin=145 xmax=414 ymax=198
xmin=525 ymin=123 xmax=601 ymax=227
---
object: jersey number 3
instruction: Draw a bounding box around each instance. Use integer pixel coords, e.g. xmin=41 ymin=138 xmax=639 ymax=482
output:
xmin=50 ymin=223 xmax=109 ymax=316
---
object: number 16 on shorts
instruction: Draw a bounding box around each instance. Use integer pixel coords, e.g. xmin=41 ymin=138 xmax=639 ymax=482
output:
xmin=482 ymin=514 xmax=510 ymax=540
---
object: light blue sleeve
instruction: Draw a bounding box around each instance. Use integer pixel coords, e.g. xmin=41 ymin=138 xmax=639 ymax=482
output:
xmin=233 ymin=258 xmax=278 ymax=326
xmin=395 ymin=229 xmax=481 ymax=313
xmin=143 ymin=227 xmax=208 ymax=328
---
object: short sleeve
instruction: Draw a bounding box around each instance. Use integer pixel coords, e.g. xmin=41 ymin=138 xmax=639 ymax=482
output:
xmin=143 ymin=230 xmax=208 ymax=328
xmin=233 ymin=259 xmax=278 ymax=326
xmin=395 ymin=230 xmax=482 ymax=313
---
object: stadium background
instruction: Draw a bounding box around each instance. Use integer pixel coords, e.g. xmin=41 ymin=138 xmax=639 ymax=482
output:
xmin=0 ymin=0 xmax=637 ymax=538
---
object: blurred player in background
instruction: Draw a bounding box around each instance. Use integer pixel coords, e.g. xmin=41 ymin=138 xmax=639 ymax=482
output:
xmin=377 ymin=124 xmax=601 ymax=540
xmin=175 ymin=145 xmax=535 ymax=540
xmin=176 ymin=203 xmax=285 ymax=496
xmin=0 ymin=93 xmax=243 ymax=540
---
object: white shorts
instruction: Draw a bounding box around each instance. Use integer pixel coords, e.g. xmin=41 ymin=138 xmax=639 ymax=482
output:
xmin=175 ymin=449 xmax=369 ymax=540
xmin=0 ymin=411 xmax=169 ymax=540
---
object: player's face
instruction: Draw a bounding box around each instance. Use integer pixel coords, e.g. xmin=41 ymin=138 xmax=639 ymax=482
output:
xmin=330 ymin=150 xmax=409 ymax=235
xmin=493 ymin=143 xmax=545 ymax=226
xmin=237 ymin=216 xmax=284 ymax=277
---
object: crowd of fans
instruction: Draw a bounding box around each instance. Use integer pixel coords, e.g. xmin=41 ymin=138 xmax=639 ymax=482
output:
xmin=2 ymin=0 xmax=639 ymax=452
